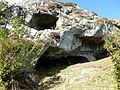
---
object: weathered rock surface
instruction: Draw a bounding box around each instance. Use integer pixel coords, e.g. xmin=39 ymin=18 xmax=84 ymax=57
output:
xmin=4 ymin=0 xmax=118 ymax=63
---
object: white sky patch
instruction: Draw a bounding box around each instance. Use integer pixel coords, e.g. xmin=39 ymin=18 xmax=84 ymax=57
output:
xmin=5 ymin=0 xmax=23 ymax=4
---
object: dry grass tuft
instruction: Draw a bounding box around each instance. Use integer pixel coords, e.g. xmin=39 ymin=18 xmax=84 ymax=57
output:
xmin=72 ymin=8 xmax=84 ymax=14
xmin=59 ymin=2 xmax=77 ymax=6
xmin=47 ymin=2 xmax=63 ymax=9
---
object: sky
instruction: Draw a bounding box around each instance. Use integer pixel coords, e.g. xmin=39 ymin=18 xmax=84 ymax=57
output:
xmin=59 ymin=0 xmax=120 ymax=19
xmin=5 ymin=0 xmax=120 ymax=19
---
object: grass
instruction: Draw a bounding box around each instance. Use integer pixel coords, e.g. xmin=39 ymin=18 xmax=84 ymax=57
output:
xmin=0 ymin=87 xmax=6 ymax=90
xmin=0 ymin=57 xmax=117 ymax=90
xmin=38 ymin=57 xmax=117 ymax=90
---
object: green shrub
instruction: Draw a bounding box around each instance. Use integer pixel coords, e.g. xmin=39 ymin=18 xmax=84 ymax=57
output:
xmin=0 ymin=17 xmax=44 ymax=89
xmin=0 ymin=2 xmax=52 ymax=89
xmin=0 ymin=1 xmax=8 ymax=10
xmin=104 ymin=28 xmax=120 ymax=89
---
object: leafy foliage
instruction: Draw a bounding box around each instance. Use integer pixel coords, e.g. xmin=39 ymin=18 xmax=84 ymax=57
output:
xmin=0 ymin=18 xmax=44 ymax=88
xmin=0 ymin=2 xmax=45 ymax=89
xmin=104 ymin=21 xmax=120 ymax=89
xmin=0 ymin=2 xmax=8 ymax=25
xmin=0 ymin=1 xmax=8 ymax=10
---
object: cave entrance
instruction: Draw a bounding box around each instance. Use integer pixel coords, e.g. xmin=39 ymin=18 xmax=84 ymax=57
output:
xmin=35 ymin=56 xmax=89 ymax=70
xmin=29 ymin=13 xmax=58 ymax=30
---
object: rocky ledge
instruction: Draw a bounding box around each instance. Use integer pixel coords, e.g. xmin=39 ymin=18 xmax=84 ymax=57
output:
xmin=4 ymin=0 xmax=118 ymax=66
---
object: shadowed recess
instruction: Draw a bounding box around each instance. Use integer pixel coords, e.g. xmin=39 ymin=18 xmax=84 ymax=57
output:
xmin=35 ymin=56 xmax=89 ymax=69
xmin=29 ymin=13 xmax=58 ymax=30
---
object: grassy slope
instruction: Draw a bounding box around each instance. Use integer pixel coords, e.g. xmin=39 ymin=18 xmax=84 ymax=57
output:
xmin=0 ymin=57 xmax=117 ymax=90
xmin=38 ymin=57 xmax=117 ymax=90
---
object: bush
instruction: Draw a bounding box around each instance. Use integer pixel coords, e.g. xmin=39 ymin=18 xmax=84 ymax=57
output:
xmin=0 ymin=17 xmax=44 ymax=89
xmin=104 ymin=23 xmax=120 ymax=89
xmin=0 ymin=1 xmax=51 ymax=89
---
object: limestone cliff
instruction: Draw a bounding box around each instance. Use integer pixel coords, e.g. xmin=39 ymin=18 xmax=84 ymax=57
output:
xmin=4 ymin=0 xmax=118 ymax=63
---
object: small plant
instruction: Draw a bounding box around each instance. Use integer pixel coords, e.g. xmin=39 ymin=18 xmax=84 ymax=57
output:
xmin=0 ymin=1 xmax=8 ymax=10
xmin=53 ymin=27 xmax=59 ymax=30
xmin=73 ymin=8 xmax=83 ymax=14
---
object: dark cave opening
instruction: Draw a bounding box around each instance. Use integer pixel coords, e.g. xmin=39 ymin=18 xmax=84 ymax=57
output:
xmin=29 ymin=13 xmax=58 ymax=30
xmin=95 ymin=49 xmax=109 ymax=59
xmin=35 ymin=56 xmax=89 ymax=70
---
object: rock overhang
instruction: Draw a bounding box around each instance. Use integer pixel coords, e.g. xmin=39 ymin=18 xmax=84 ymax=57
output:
xmin=3 ymin=0 xmax=119 ymax=64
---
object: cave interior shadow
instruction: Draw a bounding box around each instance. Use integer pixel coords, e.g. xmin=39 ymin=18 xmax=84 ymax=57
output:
xmin=35 ymin=56 xmax=89 ymax=76
xmin=34 ymin=56 xmax=89 ymax=90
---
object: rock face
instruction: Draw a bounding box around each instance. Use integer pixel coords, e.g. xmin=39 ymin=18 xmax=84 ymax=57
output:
xmin=5 ymin=0 xmax=118 ymax=63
